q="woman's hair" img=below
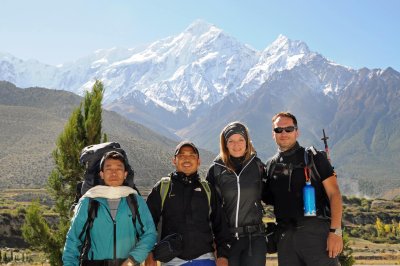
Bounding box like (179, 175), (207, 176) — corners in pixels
(219, 121), (255, 171)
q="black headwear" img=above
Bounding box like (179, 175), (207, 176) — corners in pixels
(223, 122), (248, 142)
(174, 141), (199, 157)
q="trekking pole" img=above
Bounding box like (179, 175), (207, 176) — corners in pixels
(321, 129), (331, 163)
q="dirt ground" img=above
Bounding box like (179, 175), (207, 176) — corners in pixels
(1, 237), (399, 265)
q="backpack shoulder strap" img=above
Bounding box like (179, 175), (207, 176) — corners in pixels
(199, 179), (212, 215)
(79, 198), (99, 261)
(305, 146), (332, 217)
(159, 176), (171, 211)
(126, 194), (143, 240)
(304, 146), (322, 181)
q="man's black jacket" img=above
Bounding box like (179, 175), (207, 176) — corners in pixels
(146, 171), (231, 260)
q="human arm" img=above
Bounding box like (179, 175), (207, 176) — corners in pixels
(216, 257), (229, 266)
(143, 183), (163, 265)
(205, 165), (216, 186)
(262, 157), (277, 206)
(323, 174), (343, 258)
(208, 180), (231, 260)
(144, 252), (157, 266)
(121, 257), (140, 266)
(128, 195), (157, 263)
(62, 199), (89, 266)
(206, 164), (224, 204)
(260, 158), (270, 205)
(146, 182), (163, 228)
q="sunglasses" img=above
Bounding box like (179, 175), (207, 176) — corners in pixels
(273, 126), (297, 133)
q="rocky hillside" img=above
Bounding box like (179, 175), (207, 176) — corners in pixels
(0, 81), (215, 189)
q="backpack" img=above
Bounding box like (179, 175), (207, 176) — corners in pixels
(79, 142), (138, 196)
(73, 142), (143, 261)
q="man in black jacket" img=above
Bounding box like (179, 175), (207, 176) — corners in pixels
(265, 112), (343, 266)
(145, 141), (231, 266)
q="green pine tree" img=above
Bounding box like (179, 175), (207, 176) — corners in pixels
(22, 80), (106, 266)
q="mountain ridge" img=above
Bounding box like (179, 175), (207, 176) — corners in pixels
(1, 20), (399, 198)
(0, 81), (215, 190)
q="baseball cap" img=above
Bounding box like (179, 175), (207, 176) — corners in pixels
(174, 141), (199, 157)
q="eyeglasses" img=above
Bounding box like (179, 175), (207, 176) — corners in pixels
(273, 126), (297, 133)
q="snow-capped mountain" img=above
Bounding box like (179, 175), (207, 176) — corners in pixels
(0, 52), (59, 88)
(239, 34), (318, 96)
(0, 20), (324, 126)
(1, 19), (400, 197)
(98, 20), (260, 114)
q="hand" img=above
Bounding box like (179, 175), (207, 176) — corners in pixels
(144, 252), (158, 266)
(327, 233), (343, 258)
(216, 257), (229, 266)
(121, 258), (139, 266)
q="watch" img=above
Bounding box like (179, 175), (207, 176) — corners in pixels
(329, 228), (343, 237)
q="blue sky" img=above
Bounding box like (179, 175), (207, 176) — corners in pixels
(1, 0), (399, 70)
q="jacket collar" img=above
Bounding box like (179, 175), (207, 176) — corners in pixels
(172, 171), (199, 184)
(278, 141), (301, 158)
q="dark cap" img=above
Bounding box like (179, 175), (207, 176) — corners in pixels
(174, 141), (199, 157)
(223, 122), (248, 142)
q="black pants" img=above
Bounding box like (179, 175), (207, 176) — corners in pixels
(277, 217), (339, 266)
(81, 258), (126, 266)
(228, 235), (266, 266)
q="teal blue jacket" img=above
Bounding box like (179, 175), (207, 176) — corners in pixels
(62, 194), (157, 265)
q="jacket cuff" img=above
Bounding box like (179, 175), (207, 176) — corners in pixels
(128, 255), (140, 265)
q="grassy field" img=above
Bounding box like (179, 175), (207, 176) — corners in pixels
(350, 237), (400, 265)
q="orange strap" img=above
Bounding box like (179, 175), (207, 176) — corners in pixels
(304, 167), (310, 182)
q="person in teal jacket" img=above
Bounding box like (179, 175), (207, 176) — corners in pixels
(63, 151), (157, 266)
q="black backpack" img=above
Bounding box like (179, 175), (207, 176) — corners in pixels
(79, 142), (137, 196)
(70, 142), (140, 214)
(72, 142), (143, 262)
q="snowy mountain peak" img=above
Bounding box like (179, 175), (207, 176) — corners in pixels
(184, 19), (219, 36)
(0, 52), (23, 64)
(238, 35), (316, 95)
(0, 20), (373, 132)
(264, 34), (311, 58)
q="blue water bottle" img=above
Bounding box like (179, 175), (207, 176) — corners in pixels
(303, 181), (316, 216)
